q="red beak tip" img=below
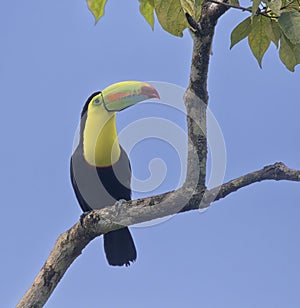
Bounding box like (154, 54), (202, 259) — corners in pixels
(141, 85), (160, 100)
(153, 90), (160, 99)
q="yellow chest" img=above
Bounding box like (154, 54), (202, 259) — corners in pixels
(83, 110), (121, 167)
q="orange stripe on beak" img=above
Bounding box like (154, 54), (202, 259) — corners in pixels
(106, 92), (128, 102)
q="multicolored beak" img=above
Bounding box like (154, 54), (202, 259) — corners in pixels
(101, 81), (160, 112)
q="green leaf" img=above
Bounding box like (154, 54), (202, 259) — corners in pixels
(278, 11), (300, 44)
(180, 0), (203, 20)
(180, 0), (195, 16)
(87, 0), (107, 23)
(195, 0), (202, 20)
(294, 43), (300, 63)
(265, 19), (282, 47)
(154, 0), (188, 36)
(252, 0), (261, 18)
(265, 0), (282, 16)
(279, 34), (298, 71)
(281, 0), (300, 10)
(139, 0), (155, 29)
(248, 15), (271, 67)
(230, 17), (252, 49)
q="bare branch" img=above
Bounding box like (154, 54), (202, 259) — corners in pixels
(202, 162), (300, 206)
(17, 162), (300, 307)
(16, 220), (98, 308)
(184, 0), (230, 192)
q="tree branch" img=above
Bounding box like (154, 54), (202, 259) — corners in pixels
(207, 0), (280, 18)
(183, 0), (230, 192)
(17, 162), (300, 307)
(16, 3), (299, 307)
(202, 162), (300, 206)
(208, 0), (253, 14)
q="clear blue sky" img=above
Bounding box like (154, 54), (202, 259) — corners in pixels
(1, 1), (300, 307)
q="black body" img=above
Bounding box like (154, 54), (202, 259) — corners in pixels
(70, 95), (137, 266)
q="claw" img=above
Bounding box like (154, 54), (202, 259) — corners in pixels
(80, 211), (89, 227)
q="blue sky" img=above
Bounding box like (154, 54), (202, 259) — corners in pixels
(1, 1), (300, 307)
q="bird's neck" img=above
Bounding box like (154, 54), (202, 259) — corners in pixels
(83, 111), (121, 167)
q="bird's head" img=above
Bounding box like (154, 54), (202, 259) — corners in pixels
(83, 81), (160, 117)
(79, 81), (160, 166)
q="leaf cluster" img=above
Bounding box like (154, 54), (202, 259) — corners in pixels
(87, 0), (203, 36)
(87, 0), (300, 71)
(230, 0), (300, 71)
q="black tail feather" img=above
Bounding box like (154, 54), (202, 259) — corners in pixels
(104, 227), (137, 266)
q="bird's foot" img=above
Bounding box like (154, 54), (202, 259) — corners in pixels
(80, 211), (90, 227)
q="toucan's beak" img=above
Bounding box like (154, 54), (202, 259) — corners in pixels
(101, 81), (160, 112)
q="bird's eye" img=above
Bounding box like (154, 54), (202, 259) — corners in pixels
(93, 98), (101, 105)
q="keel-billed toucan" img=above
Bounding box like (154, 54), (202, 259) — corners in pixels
(70, 81), (160, 266)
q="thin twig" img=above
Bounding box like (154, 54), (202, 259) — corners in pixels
(209, 0), (252, 13)
(208, 0), (278, 18)
(281, 0), (299, 10)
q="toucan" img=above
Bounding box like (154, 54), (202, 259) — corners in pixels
(70, 81), (160, 266)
